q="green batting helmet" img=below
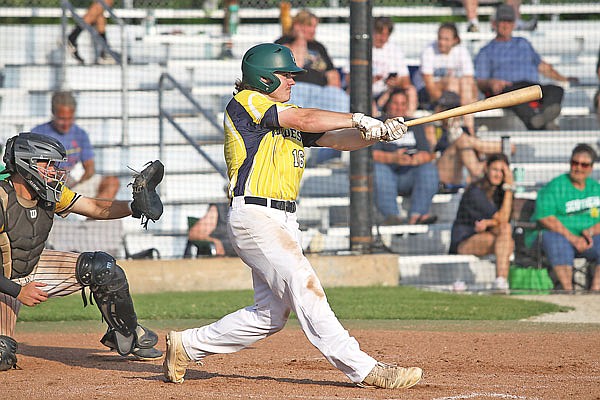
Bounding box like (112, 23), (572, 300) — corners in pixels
(241, 43), (305, 94)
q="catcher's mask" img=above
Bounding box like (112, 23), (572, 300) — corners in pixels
(3, 132), (68, 202)
(241, 43), (305, 94)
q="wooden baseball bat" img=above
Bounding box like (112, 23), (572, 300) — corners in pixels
(404, 85), (543, 127)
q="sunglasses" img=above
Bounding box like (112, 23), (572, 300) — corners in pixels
(570, 160), (592, 169)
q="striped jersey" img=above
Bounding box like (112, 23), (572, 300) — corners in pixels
(224, 90), (323, 201)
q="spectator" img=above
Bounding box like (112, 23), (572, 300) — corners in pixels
(275, 9), (346, 103)
(276, 9), (349, 165)
(449, 153), (515, 291)
(67, 0), (116, 64)
(464, 0), (537, 33)
(186, 203), (235, 257)
(532, 144), (600, 291)
(372, 17), (417, 116)
(474, 4), (577, 130)
(416, 22), (477, 133)
(426, 91), (510, 190)
(32, 91), (119, 200)
(373, 89), (439, 226)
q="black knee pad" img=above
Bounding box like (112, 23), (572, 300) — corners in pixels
(0, 335), (17, 371)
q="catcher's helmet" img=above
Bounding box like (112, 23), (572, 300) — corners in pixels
(3, 132), (68, 202)
(241, 43), (305, 94)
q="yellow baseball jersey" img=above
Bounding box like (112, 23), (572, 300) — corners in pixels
(224, 90), (323, 201)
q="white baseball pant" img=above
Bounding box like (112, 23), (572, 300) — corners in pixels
(0, 250), (82, 336)
(181, 197), (377, 383)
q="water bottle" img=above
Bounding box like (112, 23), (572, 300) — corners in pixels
(513, 167), (525, 193)
(228, 4), (239, 35)
(144, 9), (156, 36)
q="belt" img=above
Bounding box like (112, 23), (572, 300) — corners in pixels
(242, 196), (297, 213)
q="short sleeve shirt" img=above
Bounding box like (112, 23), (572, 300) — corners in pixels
(534, 174), (600, 236)
(474, 37), (541, 83)
(418, 42), (474, 90)
(372, 42), (410, 97)
(450, 184), (503, 253)
(223, 90), (323, 201)
(31, 121), (94, 169)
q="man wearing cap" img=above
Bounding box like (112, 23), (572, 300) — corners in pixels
(474, 4), (577, 130)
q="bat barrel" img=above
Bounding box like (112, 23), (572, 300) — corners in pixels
(404, 85), (543, 127)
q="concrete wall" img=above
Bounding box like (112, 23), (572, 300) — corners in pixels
(118, 254), (399, 294)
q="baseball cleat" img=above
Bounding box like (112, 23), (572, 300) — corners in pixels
(359, 362), (423, 389)
(131, 346), (163, 361)
(163, 331), (191, 383)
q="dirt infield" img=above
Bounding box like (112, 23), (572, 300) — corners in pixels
(3, 319), (600, 400)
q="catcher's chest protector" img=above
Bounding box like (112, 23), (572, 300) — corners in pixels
(0, 181), (54, 279)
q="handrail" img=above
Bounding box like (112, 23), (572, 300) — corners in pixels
(4, 3), (600, 19)
(158, 72), (227, 179)
(60, 0), (129, 145)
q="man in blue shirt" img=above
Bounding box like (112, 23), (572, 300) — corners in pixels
(32, 91), (119, 199)
(373, 89), (439, 225)
(474, 4), (576, 130)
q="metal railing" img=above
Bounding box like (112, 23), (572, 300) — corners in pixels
(60, 0), (129, 145)
(158, 72), (227, 179)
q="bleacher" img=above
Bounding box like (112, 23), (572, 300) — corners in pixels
(0, 5), (598, 289)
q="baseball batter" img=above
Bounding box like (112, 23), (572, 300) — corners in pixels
(163, 43), (423, 389)
(0, 132), (164, 371)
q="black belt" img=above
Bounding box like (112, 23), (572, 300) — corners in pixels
(243, 196), (297, 213)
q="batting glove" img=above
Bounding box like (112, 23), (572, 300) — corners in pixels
(352, 113), (386, 141)
(380, 117), (408, 142)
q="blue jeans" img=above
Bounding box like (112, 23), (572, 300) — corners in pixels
(541, 230), (600, 267)
(374, 161), (439, 218)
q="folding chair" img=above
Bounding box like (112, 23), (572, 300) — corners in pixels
(511, 197), (594, 291)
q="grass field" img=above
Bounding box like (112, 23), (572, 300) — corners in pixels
(18, 286), (570, 322)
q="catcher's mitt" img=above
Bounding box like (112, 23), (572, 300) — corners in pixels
(0, 335), (17, 371)
(129, 160), (164, 229)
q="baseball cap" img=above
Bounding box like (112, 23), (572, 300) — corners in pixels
(495, 4), (516, 22)
(435, 91), (461, 110)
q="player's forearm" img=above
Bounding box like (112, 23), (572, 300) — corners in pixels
(76, 197), (131, 220)
(317, 128), (375, 151)
(0, 275), (20, 298)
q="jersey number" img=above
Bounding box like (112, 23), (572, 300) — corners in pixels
(292, 149), (305, 168)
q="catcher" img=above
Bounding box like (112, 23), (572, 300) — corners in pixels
(0, 132), (164, 371)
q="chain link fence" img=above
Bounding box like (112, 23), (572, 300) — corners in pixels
(0, 1), (598, 290)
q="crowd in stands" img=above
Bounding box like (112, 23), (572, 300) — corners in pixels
(51, 2), (598, 291)
(271, 4), (598, 291)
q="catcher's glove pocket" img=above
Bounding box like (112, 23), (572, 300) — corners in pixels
(129, 160), (165, 229)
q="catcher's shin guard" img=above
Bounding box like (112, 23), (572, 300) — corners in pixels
(76, 251), (139, 356)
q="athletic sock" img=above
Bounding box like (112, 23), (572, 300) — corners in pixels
(68, 26), (82, 44)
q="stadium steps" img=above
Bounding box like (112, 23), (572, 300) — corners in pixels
(398, 254), (497, 291)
